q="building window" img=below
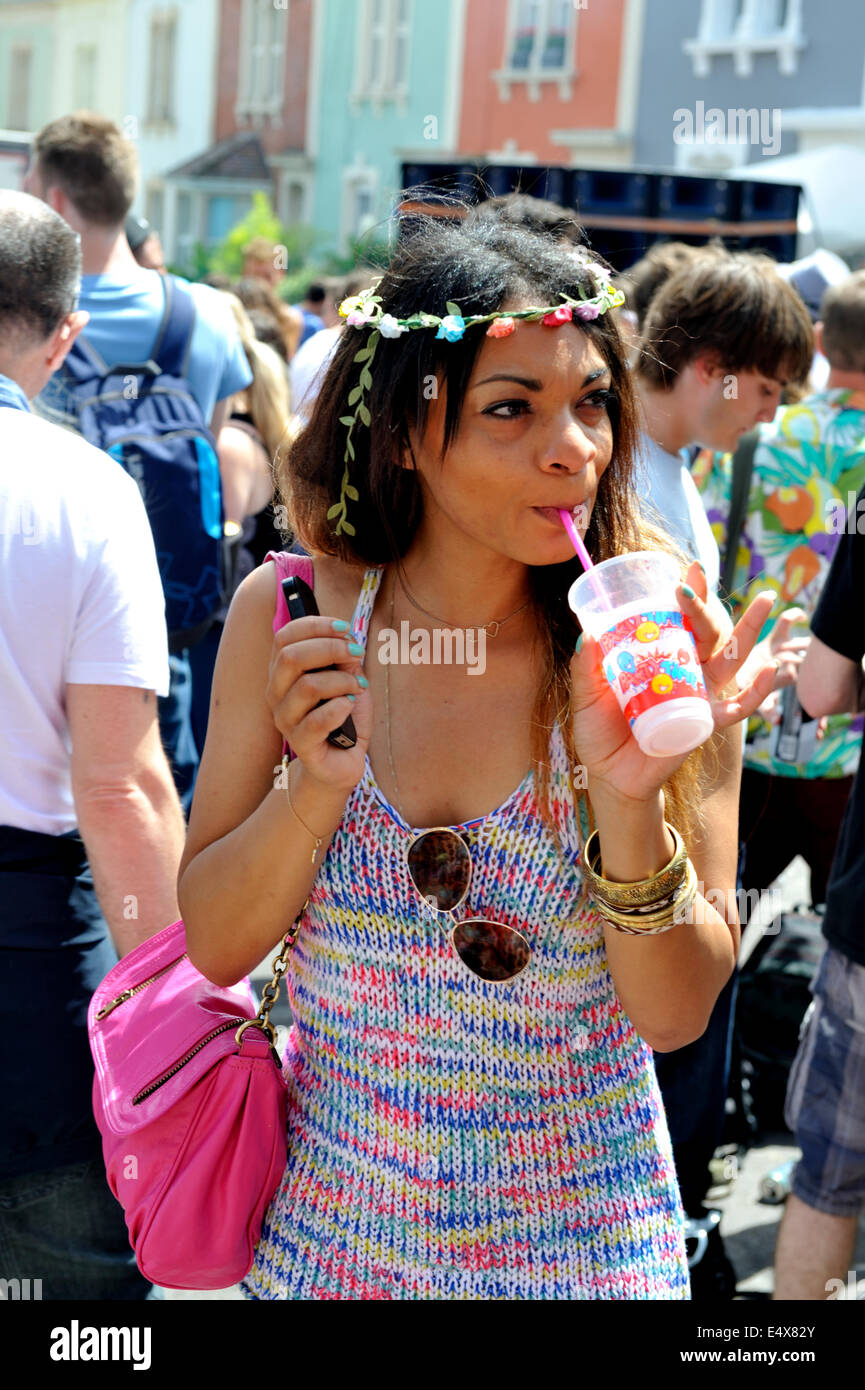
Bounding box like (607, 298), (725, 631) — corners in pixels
(237, 0), (287, 120)
(342, 167), (378, 249)
(285, 180), (306, 224)
(685, 0), (805, 76)
(497, 0), (577, 100)
(147, 13), (177, 125)
(353, 0), (412, 105)
(7, 45), (32, 131)
(73, 44), (98, 109)
(508, 0), (572, 71)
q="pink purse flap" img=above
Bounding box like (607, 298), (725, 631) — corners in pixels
(89, 918), (261, 1135)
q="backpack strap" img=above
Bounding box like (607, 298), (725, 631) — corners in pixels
(152, 275), (196, 379)
(720, 428), (759, 607)
(59, 329), (112, 385)
(59, 275), (195, 387)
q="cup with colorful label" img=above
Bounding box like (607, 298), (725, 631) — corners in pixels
(568, 552), (714, 757)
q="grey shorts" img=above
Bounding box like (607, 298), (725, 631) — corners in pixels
(785, 944), (865, 1217)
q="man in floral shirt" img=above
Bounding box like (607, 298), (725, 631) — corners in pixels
(694, 270), (865, 904)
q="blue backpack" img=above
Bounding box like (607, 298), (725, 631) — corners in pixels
(57, 276), (228, 651)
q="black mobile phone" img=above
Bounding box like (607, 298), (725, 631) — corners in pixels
(281, 575), (357, 750)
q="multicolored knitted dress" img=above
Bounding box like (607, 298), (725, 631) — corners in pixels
(242, 555), (689, 1300)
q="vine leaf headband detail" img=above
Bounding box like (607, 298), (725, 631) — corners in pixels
(330, 266), (626, 537)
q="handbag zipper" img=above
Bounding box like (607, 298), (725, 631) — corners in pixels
(132, 1020), (281, 1105)
(94, 955), (187, 1020)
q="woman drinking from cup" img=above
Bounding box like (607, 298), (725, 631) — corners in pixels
(177, 214), (777, 1300)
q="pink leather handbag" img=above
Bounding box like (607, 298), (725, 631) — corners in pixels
(88, 917), (298, 1290)
(87, 550), (312, 1290)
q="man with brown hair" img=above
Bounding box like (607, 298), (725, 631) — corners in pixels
(619, 240), (705, 334)
(25, 112), (251, 812)
(636, 247), (814, 1295)
(634, 248), (814, 591)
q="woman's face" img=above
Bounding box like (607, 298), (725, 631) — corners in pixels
(407, 316), (616, 565)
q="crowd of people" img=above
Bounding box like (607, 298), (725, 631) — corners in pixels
(1, 110), (863, 1302)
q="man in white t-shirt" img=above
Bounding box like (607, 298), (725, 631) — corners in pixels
(24, 113), (253, 813)
(0, 191), (186, 1299)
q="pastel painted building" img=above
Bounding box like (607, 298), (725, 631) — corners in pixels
(634, 0), (865, 172)
(164, 0), (316, 265)
(456, 0), (647, 167)
(0, 0), (59, 137)
(309, 0), (465, 254)
(127, 0), (221, 262)
(0, 0), (222, 266)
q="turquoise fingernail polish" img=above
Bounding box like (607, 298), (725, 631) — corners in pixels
(348, 641), (364, 656)
(356, 674), (369, 689)
(681, 584), (695, 600)
(332, 619), (350, 632)
(346, 694), (356, 702)
(575, 633), (584, 655)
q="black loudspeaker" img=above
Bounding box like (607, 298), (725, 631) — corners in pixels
(657, 172), (736, 219)
(575, 169), (653, 217)
(740, 179), (800, 221)
(483, 164), (574, 206)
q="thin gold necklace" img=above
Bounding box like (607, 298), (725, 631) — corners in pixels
(396, 565), (530, 639)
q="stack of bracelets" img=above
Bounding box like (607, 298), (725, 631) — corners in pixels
(581, 824), (698, 936)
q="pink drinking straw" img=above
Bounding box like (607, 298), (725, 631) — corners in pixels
(558, 508), (594, 572)
(557, 509), (611, 612)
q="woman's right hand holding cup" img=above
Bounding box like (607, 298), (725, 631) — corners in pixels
(266, 616), (373, 792)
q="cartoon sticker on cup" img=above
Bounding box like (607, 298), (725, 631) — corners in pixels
(569, 553), (714, 757)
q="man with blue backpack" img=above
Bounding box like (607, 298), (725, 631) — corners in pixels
(26, 113), (252, 813)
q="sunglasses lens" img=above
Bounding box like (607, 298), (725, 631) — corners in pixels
(408, 830), (470, 912)
(452, 920), (531, 983)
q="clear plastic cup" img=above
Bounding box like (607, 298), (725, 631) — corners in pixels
(568, 551), (714, 757)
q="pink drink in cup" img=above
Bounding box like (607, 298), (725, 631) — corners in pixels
(568, 552), (714, 757)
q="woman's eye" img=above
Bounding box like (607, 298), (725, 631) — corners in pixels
(484, 400), (530, 419)
(578, 389), (615, 412)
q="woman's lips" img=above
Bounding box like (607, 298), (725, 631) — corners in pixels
(534, 506), (582, 525)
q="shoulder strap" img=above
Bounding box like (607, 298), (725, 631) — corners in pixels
(265, 549), (314, 636)
(58, 275), (195, 388)
(153, 276), (196, 378)
(720, 428), (759, 604)
(59, 330), (111, 385)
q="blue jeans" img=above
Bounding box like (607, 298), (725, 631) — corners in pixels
(157, 650), (199, 816)
(0, 1158), (157, 1300)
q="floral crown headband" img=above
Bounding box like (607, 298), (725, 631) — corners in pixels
(329, 269), (625, 536)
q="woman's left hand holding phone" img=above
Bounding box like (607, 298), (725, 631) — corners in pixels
(267, 614), (373, 794)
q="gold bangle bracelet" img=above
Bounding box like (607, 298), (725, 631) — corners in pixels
(282, 754), (325, 866)
(598, 861), (698, 935)
(582, 823), (688, 910)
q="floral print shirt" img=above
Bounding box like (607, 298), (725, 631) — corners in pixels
(693, 389), (865, 779)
